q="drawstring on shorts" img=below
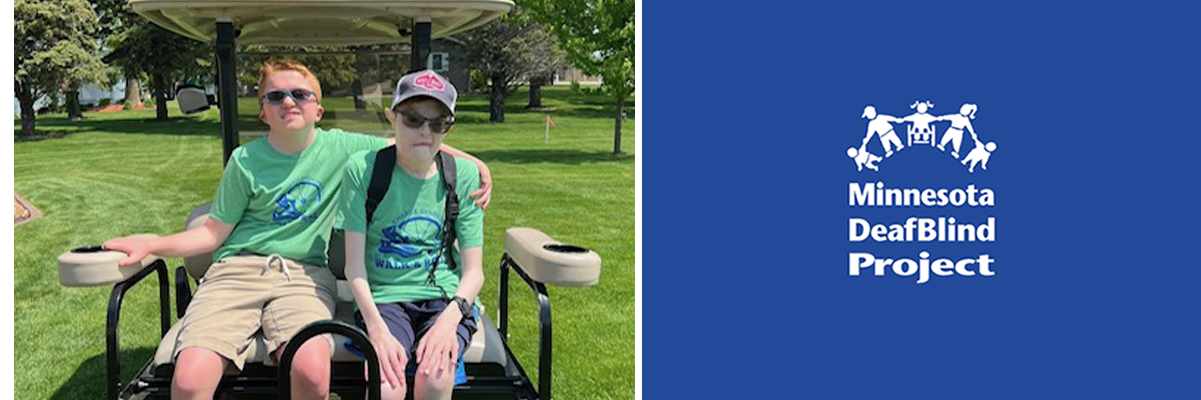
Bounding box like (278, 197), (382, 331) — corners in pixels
(265, 254), (293, 281)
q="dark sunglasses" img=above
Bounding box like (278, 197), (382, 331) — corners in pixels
(396, 109), (454, 134)
(261, 89), (318, 104)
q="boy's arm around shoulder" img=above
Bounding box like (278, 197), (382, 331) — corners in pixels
(103, 218), (235, 267)
(440, 143), (492, 209)
(453, 157), (485, 248)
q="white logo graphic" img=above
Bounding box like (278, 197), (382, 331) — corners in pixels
(849, 101), (997, 173)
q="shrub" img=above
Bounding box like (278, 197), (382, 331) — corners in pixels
(469, 69), (488, 93)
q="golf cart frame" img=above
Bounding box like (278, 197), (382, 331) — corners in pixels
(77, 1), (600, 399)
(102, 244), (557, 400)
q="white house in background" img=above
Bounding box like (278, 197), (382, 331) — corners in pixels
(554, 68), (602, 85)
(14, 80), (142, 113)
(79, 81), (127, 106)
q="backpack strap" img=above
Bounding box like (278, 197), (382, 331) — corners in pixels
(366, 145), (397, 225)
(424, 151), (459, 299)
(437, 151), (459, 271)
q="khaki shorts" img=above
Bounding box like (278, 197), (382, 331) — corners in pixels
(173, 254), (336, 370)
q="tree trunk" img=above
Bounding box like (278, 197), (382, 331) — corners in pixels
(124, 74), (143, 108)
(18, 92), (36, 136)
(527, 75), (544, 108)
(67, 89), (83, 120)
(613, 98), (624, 155)
(489, 79), (506, 123)
(154, 71), (169, 121)
(352, 52), (370, 110)
(352, 79), (366, 110)
(527, 83), (542, 108)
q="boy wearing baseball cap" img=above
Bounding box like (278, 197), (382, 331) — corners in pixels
(103, 62), (491, 400)
(341, 70), (484, 400)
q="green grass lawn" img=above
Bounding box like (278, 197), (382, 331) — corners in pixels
(14, 85), (635, 400)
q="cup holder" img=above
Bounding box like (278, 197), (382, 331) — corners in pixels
(543, 244), (588, 254)
(506, 228), (601, 286)
(71, 246), (106, 253)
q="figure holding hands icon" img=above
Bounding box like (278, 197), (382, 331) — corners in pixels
(860, 105), (905, 157)
(847, 145), (882, 171)
(962, 139), (996, 173)
(900, 100), (939, 146)
(937, 103), (979, 159)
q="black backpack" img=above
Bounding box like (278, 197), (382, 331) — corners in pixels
(364, 145), (458, 299)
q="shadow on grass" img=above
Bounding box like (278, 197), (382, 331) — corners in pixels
(18, 115), (220, 138)
(468, 149), (634, 165)
(454, 103), (636, 121)
(14, 131), (74, 142)
(496, 86), (634, 107)
(47, 346), (156, 400)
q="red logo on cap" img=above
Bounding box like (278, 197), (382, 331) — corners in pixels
(414, 73), (444, 91)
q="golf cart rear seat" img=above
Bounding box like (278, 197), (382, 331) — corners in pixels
(59, 202), (602, 400)
(147, 286), (506, 374)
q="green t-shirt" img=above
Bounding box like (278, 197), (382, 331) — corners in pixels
(340, 149), (484, 303)
(211, 128), (388, 266)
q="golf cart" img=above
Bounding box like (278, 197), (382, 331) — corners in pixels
(55, 1), (602, 399)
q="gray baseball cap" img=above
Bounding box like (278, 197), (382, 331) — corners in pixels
(390, 69), (457, 115)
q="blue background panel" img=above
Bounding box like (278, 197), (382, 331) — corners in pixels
(643, 1), (1200, 398)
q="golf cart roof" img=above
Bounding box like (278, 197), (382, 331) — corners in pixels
(129, 0), (514, 45)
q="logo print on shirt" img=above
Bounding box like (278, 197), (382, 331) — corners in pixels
(272, 181), (322, 225)
(379, 216), (442, 259)
(414, 73), (445, 91)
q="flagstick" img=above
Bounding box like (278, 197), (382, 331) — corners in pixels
(545, 115), (550, 144)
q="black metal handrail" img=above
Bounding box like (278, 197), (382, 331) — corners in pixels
(498, 253), (553, 400)
(174, 266), (191, 319)
(106, 259), (171, 400)
(278, 320), (382, 400)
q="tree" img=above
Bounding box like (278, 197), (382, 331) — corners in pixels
(16, 0), (109, 135)
(525, 36), (567, 108)
(237, 46), (365, 91)
(105, 19), (210, 121)
(95, 0), (210, 121)
(522, 21), (567, 109)
(93, 0), (144, 108)
(524, 0), (635, 154)
(461, 9), (563, 123)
